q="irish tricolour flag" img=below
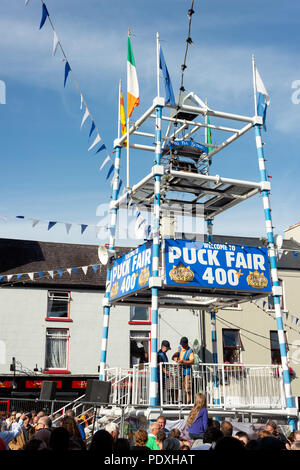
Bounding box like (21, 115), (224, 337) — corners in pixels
(127, 35), (139, 118)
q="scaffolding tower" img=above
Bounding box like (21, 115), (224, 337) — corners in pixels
(99, 40), (296, 429)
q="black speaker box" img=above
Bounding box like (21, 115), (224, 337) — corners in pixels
(39, 381), (57, 401)
(85, 379), (111, 403)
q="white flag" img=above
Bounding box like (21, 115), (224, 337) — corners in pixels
(80, 93), (84, 110)
(80, 106), (90, 128)
(67, 268), (72, 276)
(99, 155), (111, 171)
(25, 0), (30, 5)
(0, 216), (7, 222)
(7, 275), (13, 282)
(28, 273), (34, 281)
(88, 133), (101, 151)
(52, 31), (59, 56)
(48, 271), (54, 278)
(81, 266), (88, 275)
(65, 223), (72, 234)
(255, 67), (270, 105)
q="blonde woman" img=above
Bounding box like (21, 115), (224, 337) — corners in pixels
(186, 393), (208, 440)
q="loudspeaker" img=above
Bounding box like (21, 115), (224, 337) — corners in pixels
(85, 379), (111, 404)
(39, 381), (57, 401)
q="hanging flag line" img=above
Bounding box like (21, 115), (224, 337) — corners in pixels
(252, 299), (300, 334)
(0, 262), (103, 287)
(0, 214), (109, 236)
(25, 0), (114, 177)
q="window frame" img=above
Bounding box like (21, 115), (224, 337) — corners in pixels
(128, 306), (151, 325)
(270, 329), (289, 365)
(129, 330), (151, 367)
(45, 290), (72, 322)
(43, 327), (70, 374)
(222, 328), (242, 363)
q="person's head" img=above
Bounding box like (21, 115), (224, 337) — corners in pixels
(65, 409), (75, 418)
(203, 427), (223, 444)
(163, 437), (181, 451)
(33, 411), (45, 426)
(169, 428), (181, 439)
(220, 420), (233, 437)
(149, 422), (160, 436)
(24, 438), (48, 451)
(156, 430), (166, 444)
(257, 436), (283, 451)
(180, 337), (189, 349)
(214, 436), (246, 452)
(36, 415), (51, 430)
(60, 416), (81, 439)
(134, 428), (148, 447)
(89, 429), (114, 452)
(9, 411), (17, 421)
(186, 393), (207, 427)
(22, 413), (32, 428)
(114, 438), (130, 452)
(294, 430), (300, 442)
(258, 430), (272, 439)
(265, 420), (277, 435)
(208, 419), (221, 430)
(157, 415), (166, 431)
(50, 427), (70, 452)
(179, 438), (191, 449)
(161, 340), (171, 353)
(34, 429), (51, 449)
(105, 422), (119, 441)
(234, 431), (249, 447)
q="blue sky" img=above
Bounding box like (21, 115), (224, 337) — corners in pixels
(1, 0), (300, 246)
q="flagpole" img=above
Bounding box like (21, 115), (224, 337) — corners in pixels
(156, 32), (160, 98)
(127, 29), (131, 189)
(252, 54), (258, 117)
(118, 79), (121, 140)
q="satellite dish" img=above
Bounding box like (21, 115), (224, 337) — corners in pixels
(275, 235), (283, 250)
(98, 246), (109, 265)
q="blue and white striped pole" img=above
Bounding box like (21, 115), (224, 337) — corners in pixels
(149, 101), (163, 407)
(99, 145), (122, 381)
(207, 218), (220, 406)
(254, 124), (295, 430)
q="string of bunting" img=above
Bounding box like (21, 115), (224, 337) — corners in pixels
(0, 262), (103, 287)
(0, 214), (109, 236)
(252, 299), (300, 334)
(24, 0), (118, 180)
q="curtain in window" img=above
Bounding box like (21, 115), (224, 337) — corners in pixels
(46, 329), (67, 369)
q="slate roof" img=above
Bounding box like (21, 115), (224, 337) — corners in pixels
(0, 234), (299, 289)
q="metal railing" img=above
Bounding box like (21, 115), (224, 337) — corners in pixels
(102, 363), (286, 410)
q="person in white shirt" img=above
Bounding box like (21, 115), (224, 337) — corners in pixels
(0, 413), (27, 449)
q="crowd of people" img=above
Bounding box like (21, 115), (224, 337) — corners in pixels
(0, 393), (299, 452)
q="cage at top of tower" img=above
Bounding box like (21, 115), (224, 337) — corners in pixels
(161, 91), (210, 175)
(162, 139), (209, 175)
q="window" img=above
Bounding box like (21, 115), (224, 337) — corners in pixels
(45, 328), (69, 371)
(129, 331), (150, 367)
(270, 330), (288, 365)
(129, 306), (150, 324)
(46, 291), (71, 321)
(268, 280), (285, 311)
(222, 329), (242, 363)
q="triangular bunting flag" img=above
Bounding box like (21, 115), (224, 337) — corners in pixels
(296, 318), (299, 325)
(48, 271), (54, 278)
(25, 0), (30, 5)
(106, 164), (114, 180)
(67, 268), (72, 276)
(28, 273), (34, 281)
(16, 274), (22, 281)
(16, 215), (25, 219)
(278, 250), (283, 260)
(262, 300), (266, 309)
(57, 269), (63, 278)
(88, 133), (101, 151)
(293, 251), (299, 260)
(7, 275), (13, 282)
(80, 106), (90, 128)
(82, 266), (88, 275)
(92, 265), (99, 274)
(52, 31), (59, 56)
(80, 93), (84, 110)
(0, 276), (4, 282)
(32, 219), (39, 227)
(72, 267), (78, 274)
(39, 3), (49, 30)
(80, 224), (88, 234)
(48, 221), (57, 231)
(286, 312), (289, 321)
(99, 156), (110, 171)
(95, 144), (106, 154)
(0, 216), (8, 222)
(64, 61), (71, 88)
(38, 272), (43, 279)
(89, 122), (95, 138)
(65, 223), (72, 234)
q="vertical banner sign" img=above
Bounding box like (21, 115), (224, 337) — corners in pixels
(109, 241), (152, 301)
(164, 239), (271, 293)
